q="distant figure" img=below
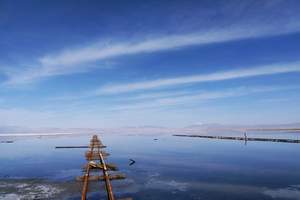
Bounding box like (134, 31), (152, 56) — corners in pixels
(154, 138), (158, 141)
(244, 132), (248, 146)
(129, 159), (136, 166)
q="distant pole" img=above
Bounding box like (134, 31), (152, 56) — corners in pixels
(244, 131), (247, 145)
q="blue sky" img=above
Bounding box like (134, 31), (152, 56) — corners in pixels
(0, 0), (300, 128)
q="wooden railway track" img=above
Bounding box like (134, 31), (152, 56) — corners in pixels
(76, 135), (131, 200)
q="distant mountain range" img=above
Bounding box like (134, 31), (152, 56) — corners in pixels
(185, 123), (300, 130)
(1, 123), (300, 136)
(0, 126), (98, 134)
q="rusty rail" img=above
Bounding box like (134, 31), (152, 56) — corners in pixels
(78, 135), (131, 200)
(55, 146), (89, 149)
(98, 147), (115, 200)
(81, 136), (96, 200)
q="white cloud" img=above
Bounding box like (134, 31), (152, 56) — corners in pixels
(145, 177), (300, 199)
(38, 27), (281, 67)
(111, 85), (297, 111)
(264, 185), (300, 200)
(125, 90), (193, 101)
(97, 62), (300, 94)
(145, 179), (188, 192)
(4, 22), (300, 85)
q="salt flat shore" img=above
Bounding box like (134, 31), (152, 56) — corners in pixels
(0, 133), (76, 137)
(0, 179), (79, 200)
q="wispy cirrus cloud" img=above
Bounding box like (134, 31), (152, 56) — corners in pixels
(110, 85), (298, 111)
(46, 61), (300, 101)
(4, 22), (300, 85)
(38, 24), (300, 68)
(96, 61), (300, 94)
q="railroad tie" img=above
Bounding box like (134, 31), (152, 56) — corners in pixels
(78, 135), (131, 200)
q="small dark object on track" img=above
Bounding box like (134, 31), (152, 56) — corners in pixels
(129, 159), (136, 166)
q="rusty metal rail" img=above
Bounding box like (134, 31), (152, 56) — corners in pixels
(77, 135), (131, 200)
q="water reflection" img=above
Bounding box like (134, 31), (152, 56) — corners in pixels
(0, 133), (300, 199)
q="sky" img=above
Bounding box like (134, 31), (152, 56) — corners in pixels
(0, 0), (300, 128)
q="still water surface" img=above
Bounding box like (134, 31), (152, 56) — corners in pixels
(0, 133), (300, 199)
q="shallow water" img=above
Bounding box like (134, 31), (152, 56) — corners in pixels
(1, 133), (300, 199)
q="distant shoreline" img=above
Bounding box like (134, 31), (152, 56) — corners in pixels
(0, 132), (82, 137)
(1, 127), (300, 138)
(247, 128), (300, 131)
